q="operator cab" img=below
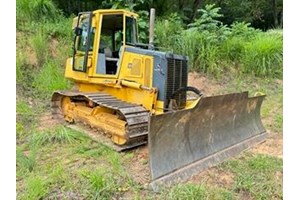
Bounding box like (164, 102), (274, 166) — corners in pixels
(72, 10), (138, 76)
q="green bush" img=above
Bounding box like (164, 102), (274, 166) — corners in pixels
(154, 4), (282, 78)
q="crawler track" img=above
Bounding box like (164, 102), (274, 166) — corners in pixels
(51, 91), (149, 150)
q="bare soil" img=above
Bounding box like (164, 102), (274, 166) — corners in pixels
(188, 71), (222, 96)
(188, 167), (235, 188)
(250, 131), (283, 158)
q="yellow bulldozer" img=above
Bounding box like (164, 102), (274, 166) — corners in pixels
(51, 9), (267, 189)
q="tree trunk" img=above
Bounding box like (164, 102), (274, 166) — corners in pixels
(272, 0), (278, 27)
(191, 0), (202, 23)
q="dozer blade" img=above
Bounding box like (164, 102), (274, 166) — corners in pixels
(148, 92), (267, 190)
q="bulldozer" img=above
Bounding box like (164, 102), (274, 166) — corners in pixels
(51, 9), (267, 189)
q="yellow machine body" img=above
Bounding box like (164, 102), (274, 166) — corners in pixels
(51, 9), (267, 186)
(52, 9), (199, 148)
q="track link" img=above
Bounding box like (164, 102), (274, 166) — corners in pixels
(51, 91), (149, 150)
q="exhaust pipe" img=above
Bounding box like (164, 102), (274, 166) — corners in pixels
(149, 8), (155, 50)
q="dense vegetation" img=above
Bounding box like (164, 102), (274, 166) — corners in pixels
(16, 0), (283, 199)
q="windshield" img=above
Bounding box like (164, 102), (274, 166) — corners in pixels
(126, 17), (138, 44)
(72, 12), (93, 72)
(77, 16), (94, 52)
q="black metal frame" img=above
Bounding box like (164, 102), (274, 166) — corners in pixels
(72, 11), (93, 72)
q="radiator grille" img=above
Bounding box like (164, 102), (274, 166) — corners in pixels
(165, 57), (188, 109)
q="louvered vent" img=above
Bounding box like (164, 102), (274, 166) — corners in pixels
(165, 57), (188, 109)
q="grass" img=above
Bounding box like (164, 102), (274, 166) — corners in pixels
(30, 126), (90, 146)
(17, 0), (59, 24)
(154, 7), (283, 78)
(16, 1), (282, 199)
(20, 175), (49, 200)
(164, 184), (235, 200)
(241, 33), (283, 78)
(221, 153), (283, 199)
(16, 147), (37, 173)
(32, 60), (71, 99)
(16, 99), (34, 117)
(82, 169), (118, 200)
(216, 74), (283, 134)
(31, 30), (48, 67)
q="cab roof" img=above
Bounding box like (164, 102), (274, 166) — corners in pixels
(92, 9), (138, 18)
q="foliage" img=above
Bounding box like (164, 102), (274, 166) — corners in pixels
(17, 0), (60, 23)
(16, 1), (282, 199)
(154, 4), (282, 78)
(154, 13), (184, 51)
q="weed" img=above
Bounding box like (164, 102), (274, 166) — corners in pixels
(16, 147), (37, 173)
(165, 184), (235, 200)
(32, 60), (71, 99)
(30, 126), (89, 146)
(75, 143), (124, 175)
(31, 30), (49, 67)
(274, 114), (283, 132)
(16, 99), (34, 116)
(17, 0), (59, 24)
(16, 99), (37, 132)
(21, 175), (49, 200)
(221, 153), (283, 199)
(16, 122), (25, 139)
(42, 16), (73, 39)
(81, 169), (118, 200)
(16, 51), (27, 84)
(75, 143), (109, 157)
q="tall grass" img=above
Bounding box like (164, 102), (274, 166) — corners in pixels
(30, 126), (89, 146)
(17, 0), (59, 24)
(154, 5), (283, 78)
(241, 33), (283, 77)
(31, 30), (49, 67)
(32, 60), (71, 99)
